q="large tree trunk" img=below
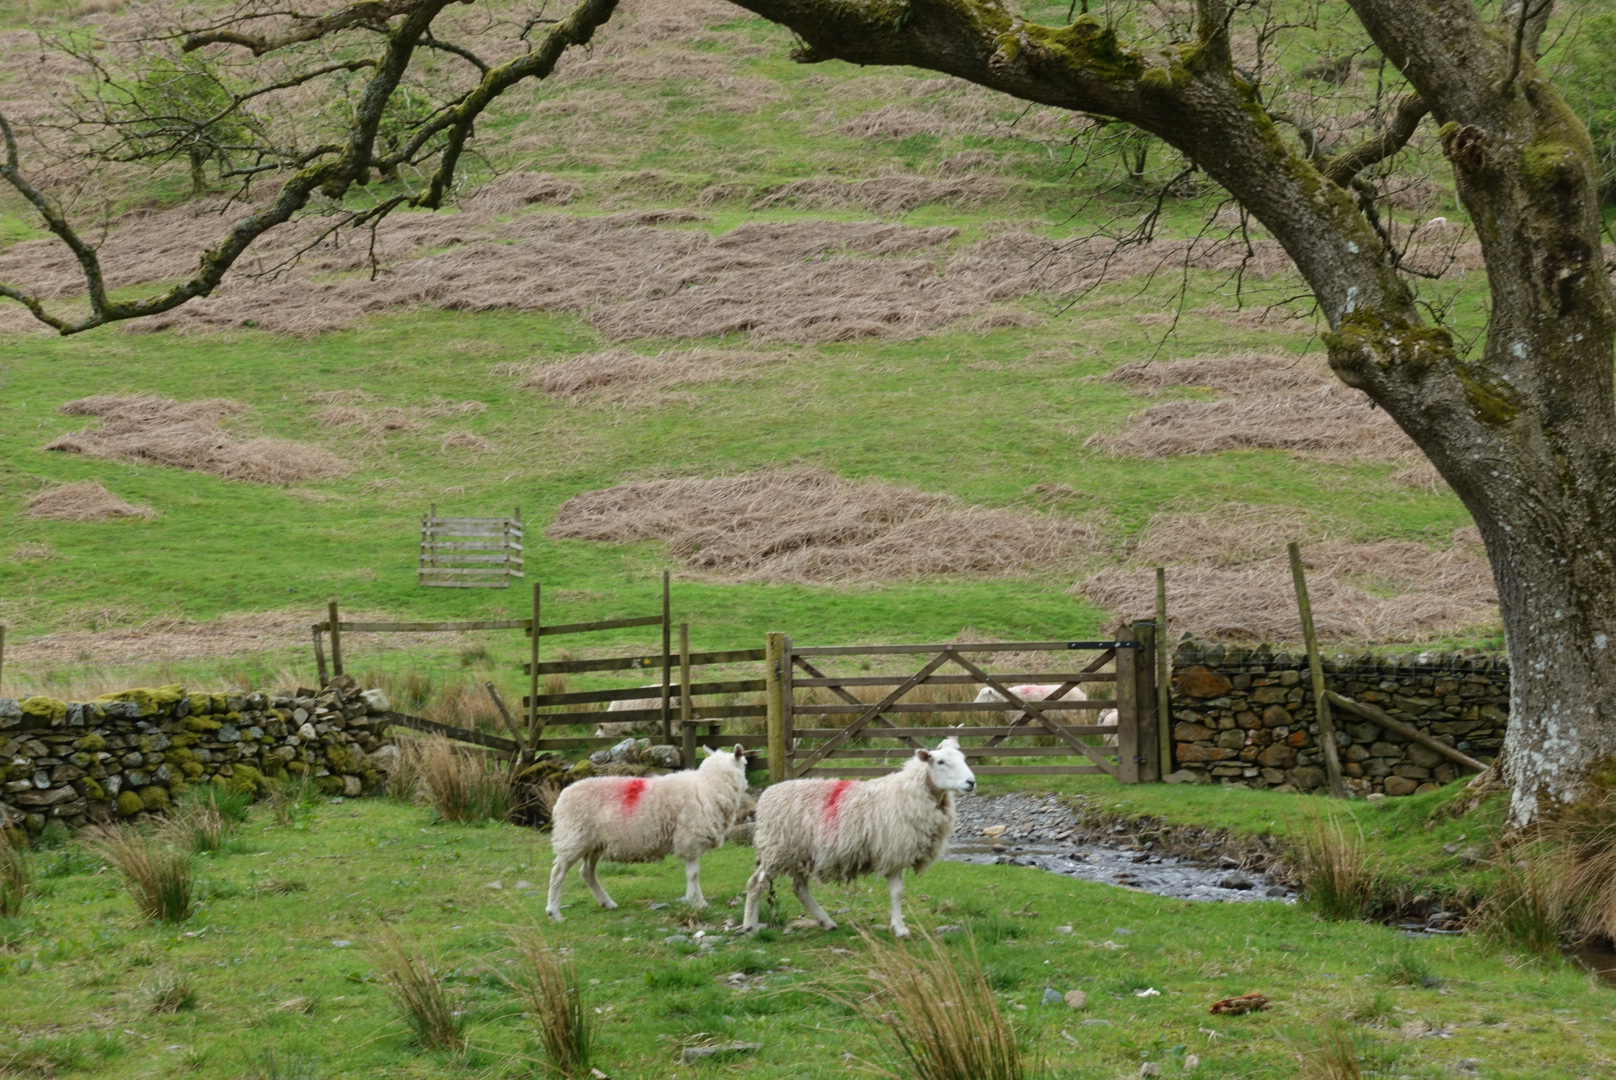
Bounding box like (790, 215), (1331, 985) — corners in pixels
(724, 0), (1616, 821)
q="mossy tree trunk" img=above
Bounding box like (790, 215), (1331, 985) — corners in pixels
(724, 0), (1616, 823)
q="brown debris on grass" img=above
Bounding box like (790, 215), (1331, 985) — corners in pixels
(440, 430), (492, 452)
(1078, 507), (1494, 642)
(547, 467), (1103, 582)
(25, 481), (155, 522)
(47, 396), (350, 484)
(1089, 352), (1423, 464)
(750, 176), (1015, 215)
(460, 172), (583, 213)
(313, 398), (483, 434)
(520, 348), (786, 406)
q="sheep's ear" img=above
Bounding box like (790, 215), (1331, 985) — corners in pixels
(733, 744), (745, 760)
(916, 749), (933, 763)
(939, 736), (960, 751)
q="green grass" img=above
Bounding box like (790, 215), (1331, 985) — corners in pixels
(2, 795), (1610, 1078)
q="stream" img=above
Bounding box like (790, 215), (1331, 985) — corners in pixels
(946, 793), (1296, 904)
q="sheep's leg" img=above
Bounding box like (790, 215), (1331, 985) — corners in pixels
(885, 871), (909, 938)
(546, 853), (576, 921)
(792, 874), (836, 930)
(742, 864), (771, 931)
(580, 854), (617, 910)
(681, 858), (706, 908)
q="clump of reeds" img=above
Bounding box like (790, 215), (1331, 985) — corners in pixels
(1472, 851), (1571, 957)
(384, 740), (426, 802)
(93, 827), (195, 923)
(143, 972), (197, 1013)
(508, 931), (594, 1078)
(371, 925), (465, 1054)
(1294, 808), (1376, 921)
(1290, 1024), (1364, 1080)
(0, 832), (34, 918)
(836, 927), (1024, 1080)
(417, 738), (511, 824)
(166, 801), (227, 854)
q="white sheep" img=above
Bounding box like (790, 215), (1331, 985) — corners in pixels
(974, 684), (1117, 742)
(741, 737), (975, 939)
(546, 745), (749, 920)
(594, 685), (679, 739)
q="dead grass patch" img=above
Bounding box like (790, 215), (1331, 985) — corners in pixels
(1089, 352), (1422, 464)
(461, 172), (583, 213)
(520, 348), (787, 406)
(25, 481), (155, 522)
(47, 396), (350, 484)
(547, 467), (1104, 582)
(751, 176), (1015, 215)
(1077, 508), (1494, 642)
(440, 430), (491, 452)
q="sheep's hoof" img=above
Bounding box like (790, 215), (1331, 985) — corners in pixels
(819, 919), (838, 931)
(891, 926), (910, 939)
(600, 900), (618, 910)
(547, 912), (564, 922)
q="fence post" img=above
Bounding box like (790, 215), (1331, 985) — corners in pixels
(661, 571), (673, 746)
(327, 599), (344, 678)
(1114, 625), (1140, 784)
(765, 632), (787, 783)
(680, 622), (695, 770)
(1289, 542), (1349, 798)
(528, 582), (541, 749)
(1155, 568), (1173, 777)
(0, 623), (6, 696)
(1132, 620), (1160, 783)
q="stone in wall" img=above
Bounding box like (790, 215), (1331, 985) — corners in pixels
(1166, 640), (1508, 797)
(0, 676), (395, 834)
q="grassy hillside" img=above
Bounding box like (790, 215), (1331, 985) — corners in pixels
(0, 0), (1498, 693)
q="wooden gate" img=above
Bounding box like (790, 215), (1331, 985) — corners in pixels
(773, 623), (1161, 782)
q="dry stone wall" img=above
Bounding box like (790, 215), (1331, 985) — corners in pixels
(1167, 640), (1508, 797)
(0, 677), (393, 834)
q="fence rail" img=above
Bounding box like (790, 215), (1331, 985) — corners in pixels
(418, 505), (524, 588)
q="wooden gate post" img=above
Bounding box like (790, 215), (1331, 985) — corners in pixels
(327, 599), (344, 678)
(1114, 625), (1140, 784)
(1288, 542), (1349, 799)
(1155, 569), (1173, 777)
(679, 623), (695, 770)
(661, 571), (673, 746)
(1133, 620), (1161, 783)
(765, 632), (787, 782)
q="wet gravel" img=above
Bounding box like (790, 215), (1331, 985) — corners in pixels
(948, 793), (1296, 904)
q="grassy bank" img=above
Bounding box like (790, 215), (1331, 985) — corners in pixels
(2, 792), (1611, 1079)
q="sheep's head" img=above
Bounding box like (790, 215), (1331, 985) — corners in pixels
(916, 736), (975, 795)
(698, 743), (749, 781)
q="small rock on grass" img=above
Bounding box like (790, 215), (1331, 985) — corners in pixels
(680, 1043), (761, 1064)
(1064, 990), (1088, 1010)
(1042, 988), (1062, 1005)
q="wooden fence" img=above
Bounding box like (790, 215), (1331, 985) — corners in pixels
(764, 623), (1161, 782)
(417, 506), (524, 588)
(312, 582), (1166, 783)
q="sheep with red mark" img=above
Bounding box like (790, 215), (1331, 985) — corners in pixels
(740, 737), (975, 939)
(594, 684), (682, 739)
(546, 745), (749, 920)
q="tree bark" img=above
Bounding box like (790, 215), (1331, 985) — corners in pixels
(724, 0), (1616, 821)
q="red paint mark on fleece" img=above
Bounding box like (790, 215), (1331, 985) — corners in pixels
(822, 780), (854, 828)
(620, 778), (648, 815)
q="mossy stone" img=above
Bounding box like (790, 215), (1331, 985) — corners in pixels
(325, 745), (352, 772)
(210, 694), (229, 714)
(317, 775), (345, 795)
(139, 785), (171, 811)
(81, 777), (107, 800)
(186, 693), (213, 716)
(21, 697), (69, 724)
(286, 760), (309, 775)
(116, 791), (144, 817)
(75, 732), (107, 752)
(171, 732), (202, 747)
(181, 717), (222, 734)
(96, 685), (186, 718)
(221, 764), (266, 797)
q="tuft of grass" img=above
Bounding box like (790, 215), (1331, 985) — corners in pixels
(837, 927), (1024, 1080)
(1473, 853), (1570, 957)
(1375, 945), (1442, 988)
(166, 801), (228, 854)
(509, 931), (595, 1079)
(0, 833), (34, 918)
(1291, 1024), (1363, 1080)
(645, 963), (711, 990)
(247, 1048), (321, 1080)
(0, 1032), (125, 1075)
(371, 924), (465, 1054)
(143, 972), (198, 1013)
(385, 740), (425, 803)
(180, 784), (254, 823)
(266, 774), (322, 825)
(417, 738), (510, 824)
(92, 827), (195, 923)
(1294, 807), (1377, 921)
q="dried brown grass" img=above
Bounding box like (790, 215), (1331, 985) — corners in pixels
(440, 430), (492, 452)
(508, 931), (595, 1079)
(548, 466), (1103, 582)
(371, 923), (465, 1053)
(521, 348), (786, 406)
(47, 396), (350, 484)
(25, 480), (154, 522)
(1077, 508), (1495, 642)
(1091, 352), (1422, 464)
(750, 176), (1015, 215)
